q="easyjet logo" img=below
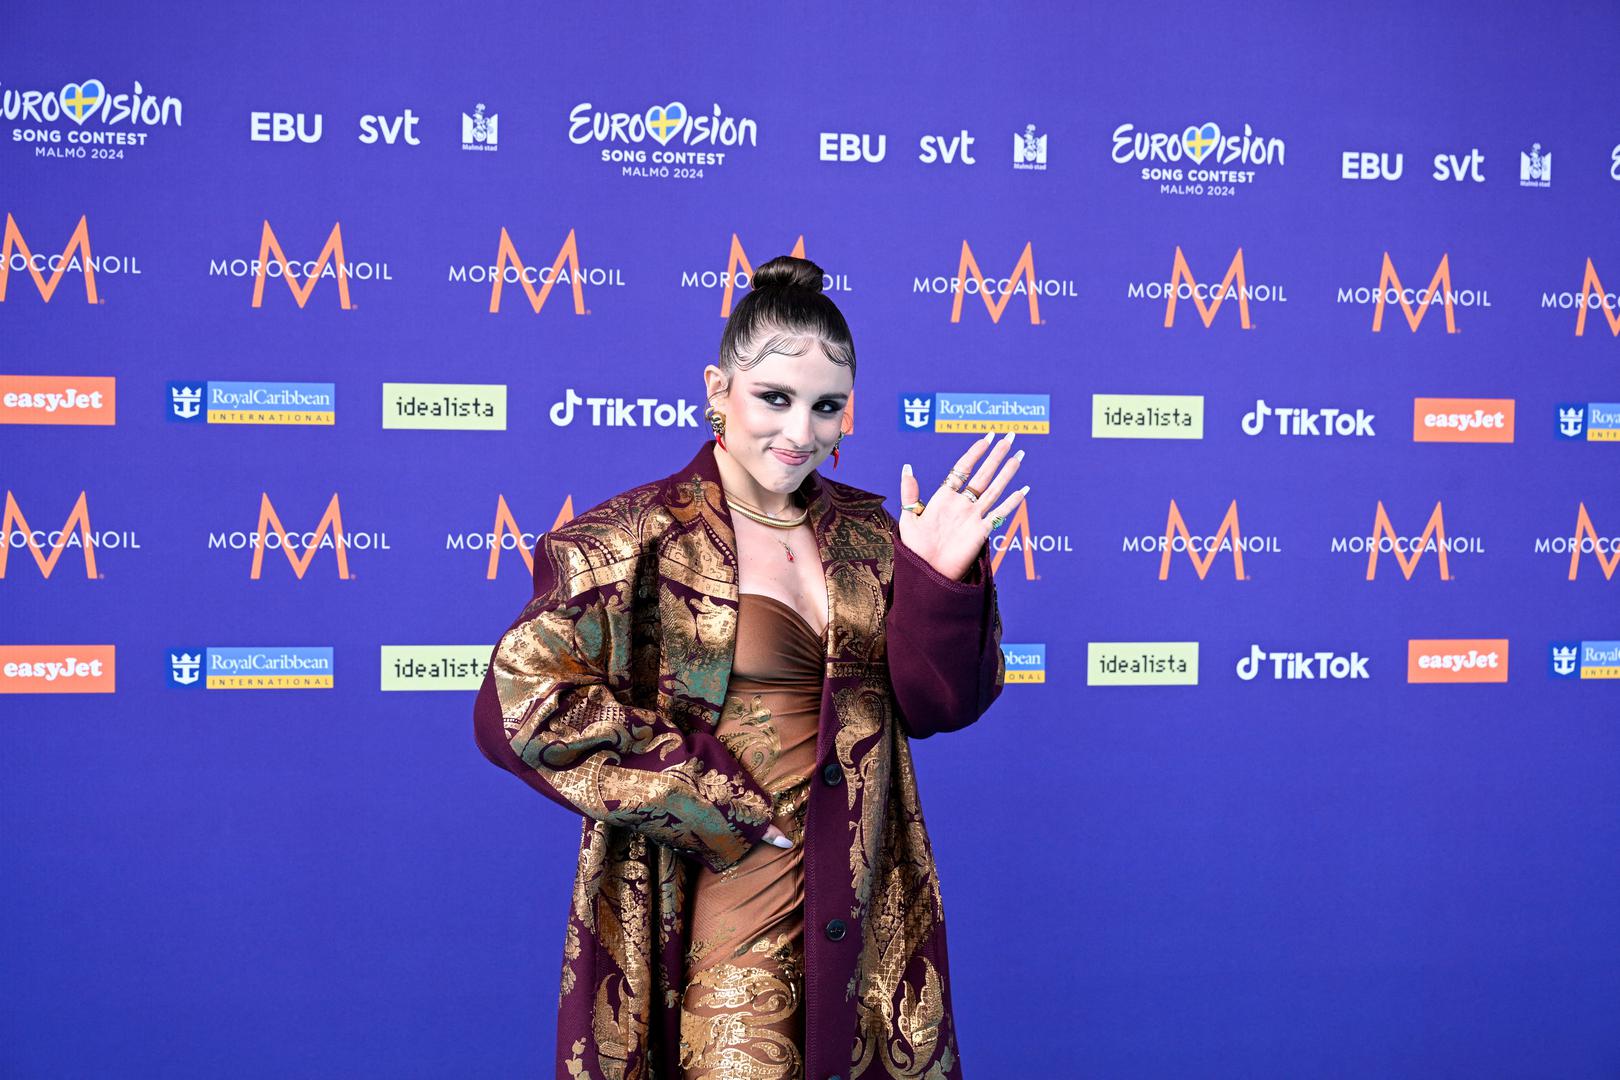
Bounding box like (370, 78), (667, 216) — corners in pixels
(482, 494), (576, 579)
(1575, 259), (1620, 337)
(488, 228), (588, 314)
(1160, 500), (1245, 580)
(720, 233), (804, 317)
(252, 221), (351, 309)
(0, 376), (116, 425)
(1373, 252), (1457, 332)
(1411, 398), (1515, 443)
(1, 491), (98, 578)
(1407, 639), (1508, 683)
(1366, 501), (1450, 579)
(0, 214), (98, 303)
(0, 646), (116, 693)
(1164, 246), (1251, 328)
(1566, 503), (1619, 580)
(952, 240), (1041, 324)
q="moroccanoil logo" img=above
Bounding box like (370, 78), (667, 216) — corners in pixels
(1143, 247), (1286, 328)
(206, 222), (393, 309)
(1407, 639), (1508, 684)
(0, 646), (115, 693)
(1540, 258), (1620, 337)
(912, 241), (1076, 324)
(1, 492), (140, 578)
(1532, 503), (1620, 580)
(1340, 501), (1481, 580)
(0, 375), (115, 425)
(679, 234), (852, 317)
(444, 495), (576, 578)
(1, 214), (140, 303)
(1336, 253), (1489, 332)
(484, 228), (607, 314)
(1129, 500), (1255, 580)
(988, 500), (1071, 581)
(204, 494), (390, 579)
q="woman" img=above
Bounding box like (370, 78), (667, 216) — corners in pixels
(473, 256), (1029, 1080)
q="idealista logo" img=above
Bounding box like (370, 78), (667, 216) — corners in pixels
(1122, 500), (1278, 581)
(0, 646), (115, 693)
(1542, 259), (1620, 338)
(1000, 643), (1046, 683)
(913, 241), (1076, 324)
(1092, 394), (1204, 440)
(462, 103), (497, 152)
(208, 494), (389, 580)
(1236, 645), (1369, 682)
(1330, 501), (1483, 581)
(167, 381), (334, 425)
(1, 214), (140, 303)
(1411, 398), (1514, 443)
(449, 227), (623, 314)
(988, 500), (1071, 581)
(1407, 639), (1508, 684)
(383, 383), (505, 431)
(568, 99), (757, 179)
(208, 221), (392, 309)
(448, 494), (576, 579)
(1110, 120), (1285, 197)
(683, 234), (852, 318)
(548, 388), (697, 429)
(381, 646), (492, 691)
(898, 391), (1050, 434)
(1129, 247), (1287, 329)
(2, 78), (182, 159)
(1532, 503), (1618, 581)
(168, 647), (333, 689)
(1556, 402), (1620, 441)
(1549, 640), (1620, 680)
(1337, 252), (1488, 332)
(0, 376), (115, 425)
(1, 492), (138, 578)
(1243, 399), (1374, 438)
(1087, 642), (1199, 686)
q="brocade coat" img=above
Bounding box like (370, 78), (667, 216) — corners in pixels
(473, 442), (1005, 1079)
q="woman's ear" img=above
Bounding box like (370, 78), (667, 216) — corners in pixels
(702, 364), (729, 405)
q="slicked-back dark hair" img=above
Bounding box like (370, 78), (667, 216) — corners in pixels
(716, 255), (856, 380)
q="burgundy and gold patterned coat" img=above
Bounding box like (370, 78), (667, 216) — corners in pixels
(473, 442), (1005, 1079)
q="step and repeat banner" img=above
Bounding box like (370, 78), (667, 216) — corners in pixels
(4, 3), (1617, 1077)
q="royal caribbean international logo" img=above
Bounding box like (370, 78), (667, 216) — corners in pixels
(1557, 402), (1620, 441)
(1549, 640), (1620, 679)
(167, 381), (335, 425)
(568, 99), (757, 180)
(1110, 120), (1285, 197)
(898, 391), (1049, 434)
(2, 77), (183, 160)
(168, 647), (334, 689)
(461, 102), (498, 152)
(1001, 643), (1046, 683)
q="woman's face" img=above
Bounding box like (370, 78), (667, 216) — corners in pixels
(705, 340), (853, 495)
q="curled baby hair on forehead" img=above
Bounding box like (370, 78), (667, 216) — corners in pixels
(716, 254), (857, 378)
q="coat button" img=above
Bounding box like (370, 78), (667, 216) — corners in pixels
(827, 1075), (843, 1080)
(825, 918), (846, 941)
(821, 761), (844, 786)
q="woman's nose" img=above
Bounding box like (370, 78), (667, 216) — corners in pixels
(783, 408), (815, 447)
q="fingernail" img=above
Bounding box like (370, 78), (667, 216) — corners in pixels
(1020, 485), (1031, 494)
(771, 836), (793, 849)
(1014, 449), (1025, 461)
(902, 463), (913, 477)
(1005, 432), (1017, 445)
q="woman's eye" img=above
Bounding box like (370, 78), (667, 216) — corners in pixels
(761, 393), (788, 406)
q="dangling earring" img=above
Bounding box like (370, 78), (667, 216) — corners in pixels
(705, 405), (727, 451)
(831, 431), (843, 469)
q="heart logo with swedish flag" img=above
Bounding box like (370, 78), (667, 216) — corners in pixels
(1182, 122), (1221, 164)
(60, 79), (106, 124)
(644, 102), (688, 145)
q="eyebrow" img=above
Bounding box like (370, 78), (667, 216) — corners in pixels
(755, 381), (849, 402)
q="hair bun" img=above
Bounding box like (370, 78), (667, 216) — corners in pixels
(751, 255), (825, 294)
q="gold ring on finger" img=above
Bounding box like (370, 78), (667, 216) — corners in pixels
(963, 483), (985, 499)
(941, 469), (970, 491)
(902, 501), (925, 516)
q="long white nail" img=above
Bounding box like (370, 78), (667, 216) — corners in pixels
(770, 835), (793, 849)
(1005, 432), (1017, 445)
(1014, 449), (1025, 461)
(902, 463), (913, 477)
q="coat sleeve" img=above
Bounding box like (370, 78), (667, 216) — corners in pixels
(883, 526), (1007, 740)
(472, 529), (775, 874)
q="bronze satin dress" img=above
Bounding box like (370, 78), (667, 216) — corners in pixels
(679, 592), (825, 1079)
